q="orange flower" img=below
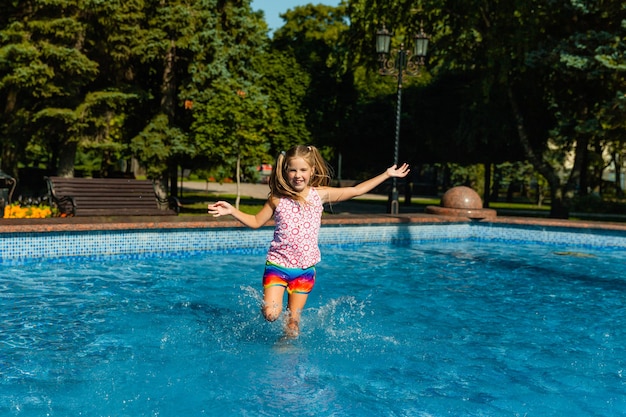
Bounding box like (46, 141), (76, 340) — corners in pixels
(3, 204), (52, 219)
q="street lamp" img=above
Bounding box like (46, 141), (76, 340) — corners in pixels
(376, 22), (429, 214)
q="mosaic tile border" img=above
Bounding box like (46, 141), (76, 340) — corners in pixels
(1, 222), (624, 265)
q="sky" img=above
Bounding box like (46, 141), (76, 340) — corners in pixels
(250, 0), (340, 32)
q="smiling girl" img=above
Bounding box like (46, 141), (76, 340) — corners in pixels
(208, 145), (409, 337)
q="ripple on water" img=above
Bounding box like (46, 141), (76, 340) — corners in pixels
(1, 242), (625, 416)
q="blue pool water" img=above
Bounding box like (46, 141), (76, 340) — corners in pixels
(1, 240), (625, 416)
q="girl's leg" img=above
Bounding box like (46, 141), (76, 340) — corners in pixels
(262, 285), (286, 322)
(285, 292), (309, 337)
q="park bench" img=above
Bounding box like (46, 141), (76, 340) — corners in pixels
(45, 176), (179, 216)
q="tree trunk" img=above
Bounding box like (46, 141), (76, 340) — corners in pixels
(56, 140), (78, 177)
(568, 135), (588, 197)
(490, 164), (500, 202)
(483, 162), (491, 207)
(1, 88), (19, 177)
(507, 85), (568, 218)
(161, 39), (177, 120)
(155, 179), (169, 202)
(158, 40), (178, 190)
(4, 87), (17, 115)
(614, 152), (623, 197)
(235, 154), (241, 209)
(0, 144), (18, 179)
(169, 162), (178, 198)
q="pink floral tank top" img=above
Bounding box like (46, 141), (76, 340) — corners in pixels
(266, 188), (324, 268)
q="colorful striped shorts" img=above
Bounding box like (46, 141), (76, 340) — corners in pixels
(262, 261), (316, 294)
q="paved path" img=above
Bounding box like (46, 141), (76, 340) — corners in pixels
(183, 180), (387, 201)
(183, 180), (271, 199)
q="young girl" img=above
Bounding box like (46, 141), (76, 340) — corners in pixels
(207, 145), (409, 337)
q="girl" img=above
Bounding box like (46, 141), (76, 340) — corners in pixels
(208, 145), (409, 337)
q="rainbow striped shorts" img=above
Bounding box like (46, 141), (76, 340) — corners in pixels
(262, 262), (316, 294)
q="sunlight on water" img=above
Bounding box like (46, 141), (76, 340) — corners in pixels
(1, 241), (625, 416)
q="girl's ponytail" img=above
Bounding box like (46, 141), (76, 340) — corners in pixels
(269, 150), (298, 200)
(307, 147), (332, 187)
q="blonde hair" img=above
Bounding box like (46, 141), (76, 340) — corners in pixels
(269, 145), (332, 202)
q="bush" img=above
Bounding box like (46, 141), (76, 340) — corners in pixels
(570, 195), (626, 214)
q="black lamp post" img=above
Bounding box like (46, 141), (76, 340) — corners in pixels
(376, 23), (429, 214)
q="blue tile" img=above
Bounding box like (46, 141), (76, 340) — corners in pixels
(0, 223), (625, 265)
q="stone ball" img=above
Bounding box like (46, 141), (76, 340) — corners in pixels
(440, 186), (483, 209)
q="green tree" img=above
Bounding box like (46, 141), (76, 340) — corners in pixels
(272, 4), (353, 162)
(129, 0), (205, 195)
(527, 2), (626, 200)
(188, 0), (274, 206)
(347, 0), (626, 217)
(0, 0), (145, 180)
(258, 49), (311, 156)
(0, 0), (99, 177)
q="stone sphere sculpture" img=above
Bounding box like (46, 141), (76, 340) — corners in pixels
(425, 186), (497, 220)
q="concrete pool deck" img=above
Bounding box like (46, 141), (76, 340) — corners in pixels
(2, 209), (626, 235)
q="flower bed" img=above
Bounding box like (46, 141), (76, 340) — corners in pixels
(3, 203), (53, 219)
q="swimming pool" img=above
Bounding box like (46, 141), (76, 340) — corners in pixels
(1, 223), (625, 416)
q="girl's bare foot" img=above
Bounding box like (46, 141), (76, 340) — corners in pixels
(285, 319), (299, 338)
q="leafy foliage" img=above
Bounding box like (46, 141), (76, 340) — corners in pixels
(1, 0), (625, 218)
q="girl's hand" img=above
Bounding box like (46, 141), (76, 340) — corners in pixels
(387, 163), (410, 178)
(208, 201), (234, 217)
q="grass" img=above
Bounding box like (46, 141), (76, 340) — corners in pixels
(179, 191), (265, 215)
(177, 190), (625, 222)
(488, 202), (550, 211)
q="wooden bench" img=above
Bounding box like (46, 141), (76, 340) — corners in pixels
(45, 176), (179, 216)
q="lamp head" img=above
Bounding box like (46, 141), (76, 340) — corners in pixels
(413, 23), (429, 58)
(376, 24), (392, 55)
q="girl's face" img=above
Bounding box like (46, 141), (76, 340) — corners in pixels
(286, 157), (313, 193)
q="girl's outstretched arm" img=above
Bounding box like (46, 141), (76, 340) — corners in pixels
(208, 199), (275, 229)
(320, 163), (410, 203)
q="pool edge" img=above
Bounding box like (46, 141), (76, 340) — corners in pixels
(2, 212), (626, 234)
